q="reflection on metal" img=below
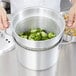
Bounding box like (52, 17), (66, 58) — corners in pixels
(0, 42), (76, 76)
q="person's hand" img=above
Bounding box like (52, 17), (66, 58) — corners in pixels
(0, 5), (9, 30)
(67, 3), (76, 28)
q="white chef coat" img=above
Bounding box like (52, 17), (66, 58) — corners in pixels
(10, 0), (61, 14)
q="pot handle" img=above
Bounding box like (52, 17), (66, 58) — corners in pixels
(0, 21), (12, 39)
(60, 34), (73, 45)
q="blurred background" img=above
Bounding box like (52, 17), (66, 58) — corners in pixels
(0, 0), (72, 14)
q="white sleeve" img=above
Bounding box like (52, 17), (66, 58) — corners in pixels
(69, 0), (72, 3)
(69, 0), (71, 2)
(0, 0), (2, 2)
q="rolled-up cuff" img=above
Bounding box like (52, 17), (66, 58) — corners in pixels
(69, 0), (71, 2)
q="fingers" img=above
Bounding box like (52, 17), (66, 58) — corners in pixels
(1, 11), (9, 28)
(71, 15), (76, 28)
(67, 9), (75, 27)
(0, 15), (4, 29)
(67, 4), (76, 28)
(67, 12), (76, 28)
(0, 7), (9, 30)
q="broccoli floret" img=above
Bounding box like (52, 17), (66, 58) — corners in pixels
(20, 35), (28, 39)
(28, 33), (35, 40)
(19, 28), (56, 41)
(41, 31), (47, 37)
(30, 29), (38, 33)
(19, 32), (25, 36)
(34, 32), (41, 40)
(40, 31), (48, 40)
(29, 32), (41, 41)
(48, 32), (56, 39)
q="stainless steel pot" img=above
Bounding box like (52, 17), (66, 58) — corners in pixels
(0, 30), (15, 55)
(16, 38), (61, 70)
(12, 7), (65, 70)
(12, 7), (65, 50)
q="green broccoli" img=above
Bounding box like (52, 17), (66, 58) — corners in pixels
(29, 32), (41, 41)
(40, 31), (48, 40)
(19, 28), (56, 41)
(48, 32), (56, 39)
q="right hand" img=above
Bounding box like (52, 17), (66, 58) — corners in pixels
(0, 5), (9, 30)
(67, 3), (76, 28)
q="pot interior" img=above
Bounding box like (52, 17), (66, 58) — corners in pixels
(12, 8), (65, 49)
(15, 16), (60, 36)
(12, 8), (65, 38)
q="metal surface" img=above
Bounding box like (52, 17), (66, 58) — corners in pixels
(16, 40), (60, 70)
(0, 14), (76, 76)
(12, 7), (65, 70)
(0, 0), (75, 75)
(61, 11), (76, 42)
(0, 42), (76, 76)
(0, 14), (15, 55)
(0, 30), (15, 55)
(12, 7), (65, 50)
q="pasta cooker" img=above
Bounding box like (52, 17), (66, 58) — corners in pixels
(12, 7), (65, 70)
(12, 7), (65, 50)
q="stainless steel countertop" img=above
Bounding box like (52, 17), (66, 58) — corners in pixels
(0, 42), (76, 76)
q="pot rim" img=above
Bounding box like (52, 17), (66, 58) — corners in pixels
(12, 7), (65, 49)
(12, 7), (65, 42)
(14, 36), (62, 51)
